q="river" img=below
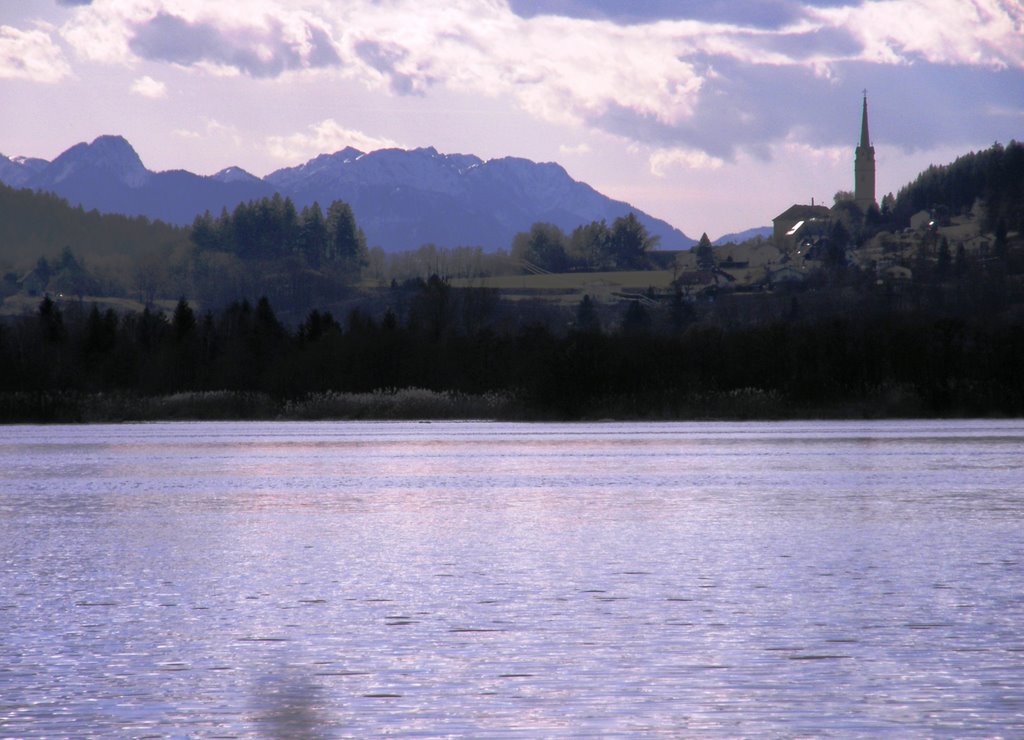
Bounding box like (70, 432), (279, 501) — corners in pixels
(1, 420), (1022, 737)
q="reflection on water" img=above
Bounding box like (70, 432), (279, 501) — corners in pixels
(1, 420), (1023, 736)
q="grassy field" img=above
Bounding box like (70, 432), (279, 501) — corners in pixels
(0, 292), (180, 317)
(447, 269), (678, 302)
(3, 267), (681, 317)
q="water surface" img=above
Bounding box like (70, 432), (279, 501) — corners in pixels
(1, 420), (1022, 737)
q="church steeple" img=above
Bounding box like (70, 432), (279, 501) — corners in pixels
(859, 94), (870, 149)
(854, 92), (876, 212)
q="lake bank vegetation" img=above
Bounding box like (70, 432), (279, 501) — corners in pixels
(1, 284), (1021, 422)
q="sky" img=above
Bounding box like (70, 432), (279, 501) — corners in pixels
(1, 0), (1022, 240)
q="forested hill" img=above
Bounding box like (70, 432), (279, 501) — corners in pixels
(892, 140), (1024, 231)
(0, 182), (188, 269)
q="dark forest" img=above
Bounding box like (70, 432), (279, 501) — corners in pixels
(1, 279), (1022, 422)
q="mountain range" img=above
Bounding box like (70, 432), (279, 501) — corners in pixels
(713, 227), (772, 246)
(0, 135), (698, 252)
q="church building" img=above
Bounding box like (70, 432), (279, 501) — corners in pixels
(772, 94), (877, 250)
(854, 93), (876, 212)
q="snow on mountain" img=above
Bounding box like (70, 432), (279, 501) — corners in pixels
(264, 147), (365, 191)
(211, 166), (263, 185)
(0, 155), (33, 188)
(12, 156), (48, 172)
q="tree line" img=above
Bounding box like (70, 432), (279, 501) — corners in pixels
(511, 213), (660, 272)
(891, 140), (1024, 232)
(190, 195), (368, 273)
(2, 282), (1021, 421)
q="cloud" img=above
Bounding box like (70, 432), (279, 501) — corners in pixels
(266, 119), (401, 162)
(172, 119), (244, 148)
(130, 74), (167, 98)
(507, 0), (811, 29)
(128, 11), (339, 78)
(52, 0), (1024, 162)
(817, 0), (1024, 69)
(559, 142), (591, 156)
(649, 147), (725, 176)
(355, 39), (431, 95)
(0, 24), (71, 83)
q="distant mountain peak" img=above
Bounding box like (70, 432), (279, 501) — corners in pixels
(12, 156), (48, 171)
(211, 166), (261, 184)
(0, 154), (36, 188)
(91, 134), (134, 149)
(44, 134), (150, 188)
(326, 146), (364, 163)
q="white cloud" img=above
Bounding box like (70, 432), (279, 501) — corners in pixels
(130, 74), (167, 98)
(816, 0), (1024, 69)
(171, 119), (243, 147)
(778, 139), (847, 165)
(266, 119), (401, 161)
(985, 104), (1024, 118)
(559, 143), (591, 156)
(61, 0), (341, 73)
(59, 0), (139, 64)
(649, 147), (725, 176)
(204, 118), (244, 147)
(0, 24), (71, 83)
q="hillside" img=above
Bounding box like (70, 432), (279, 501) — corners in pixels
(0, 182), (188, 272)
(892, 140), (1024, 231)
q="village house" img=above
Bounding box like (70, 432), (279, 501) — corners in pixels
(771, 204), (832, 252)
(909, 210), (933, 232)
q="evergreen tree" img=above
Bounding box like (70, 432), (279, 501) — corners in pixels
(191, 210), (218, 250)
(299, 202), (329, 267)
(621, 301), (651, 334)
(936, 237), (951, 279)
(575, 294), (601, 333)
(695, 233), (715, 270)
(281, 196), (300, 255)
(172, 298), (196, 342)
(326, 200), (368, 275)
(38, 295), (65, 343)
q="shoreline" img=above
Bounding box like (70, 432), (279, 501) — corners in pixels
(1, 388), (1016, 424)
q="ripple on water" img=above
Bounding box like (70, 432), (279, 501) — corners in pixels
(2, 420), (1023, 736)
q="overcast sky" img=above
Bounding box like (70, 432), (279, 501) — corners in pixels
(1, 0), (1021, 239)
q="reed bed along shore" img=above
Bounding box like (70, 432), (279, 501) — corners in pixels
(0, 383), (1002, 424)
(0, 388), (515, 423)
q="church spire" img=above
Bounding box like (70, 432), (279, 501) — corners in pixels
(854, 92), (876, 212)
(859, 92), (870, 149)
